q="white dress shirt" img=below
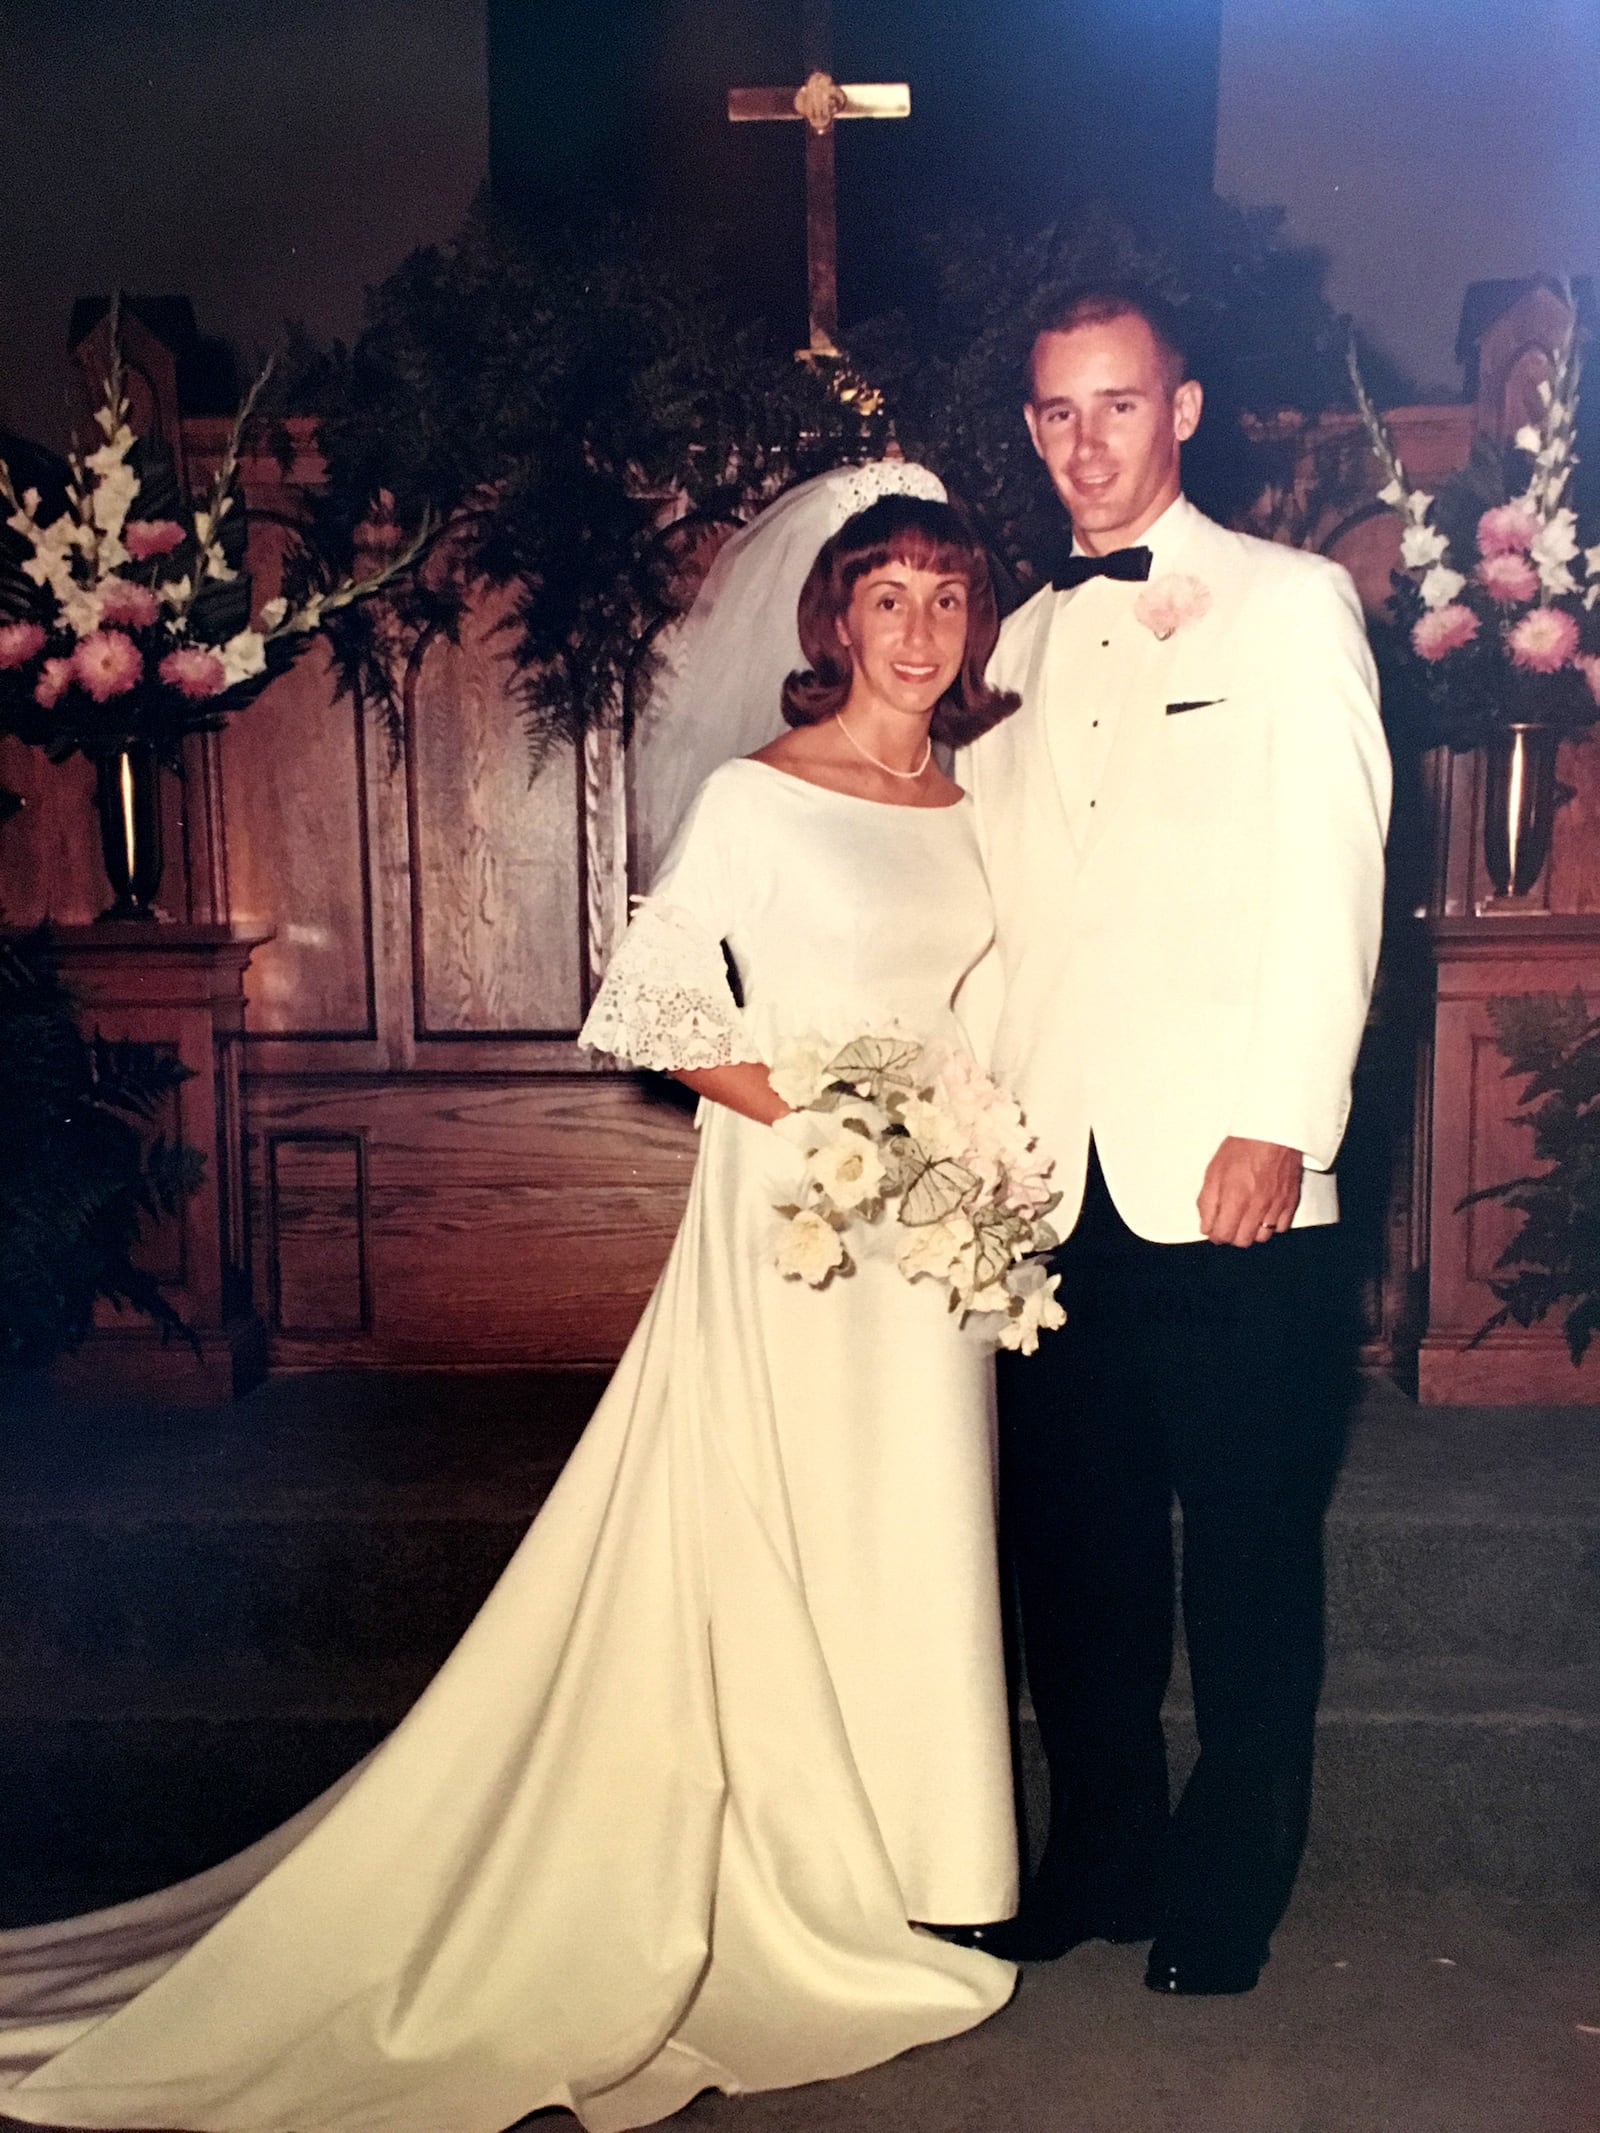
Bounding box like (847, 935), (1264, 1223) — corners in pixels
(1044, 495), (1190, 843)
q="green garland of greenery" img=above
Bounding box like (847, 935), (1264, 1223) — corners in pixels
(288, 201), (885, 767)
(0, 929), (203, 1369)
(288, 190), (1387, 770)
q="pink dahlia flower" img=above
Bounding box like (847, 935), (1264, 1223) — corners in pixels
(72, 628), (143, 702)
(34, 656), (73, 708)
(1508, 606), (1580, 674)
(1134, 573), (1212, 642)
(122, 518), (186, 560)
(1475, 552), (1539, 606)
(159, 646), (227, 699)
(1477, 502), (1542, 557)
(99, 580), (161, 629)
(1412, 605), (1480, 661)
(1576, 654), (1600, 707)
(0, 620), (46, 668)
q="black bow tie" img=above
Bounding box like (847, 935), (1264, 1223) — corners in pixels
(1051, 546), (1153, 592)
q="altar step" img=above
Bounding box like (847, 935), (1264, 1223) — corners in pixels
(1, 1372), (1596, 1924)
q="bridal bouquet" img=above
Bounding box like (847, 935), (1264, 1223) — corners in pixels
(766, 1032), (1065, 1353)
(1347, 308), (1600, 749)
(0, 306), (429, 765)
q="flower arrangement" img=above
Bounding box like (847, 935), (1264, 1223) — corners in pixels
(766, 1032), (1066, 1354)
(1348, 309), (1600, 750)
(0, 304), (428, 766)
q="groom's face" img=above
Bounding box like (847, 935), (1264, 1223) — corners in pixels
(1024, 314), (1202, 554)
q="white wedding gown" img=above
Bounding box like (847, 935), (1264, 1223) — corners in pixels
(0, 758), (1017, 2133)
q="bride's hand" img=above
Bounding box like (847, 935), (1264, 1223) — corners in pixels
(672, 1061), (791, 1126)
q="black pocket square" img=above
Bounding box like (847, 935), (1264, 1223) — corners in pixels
(1166, 698), (1225, 715)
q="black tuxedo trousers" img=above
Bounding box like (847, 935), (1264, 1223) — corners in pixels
(998, 1141), (1351, 1954)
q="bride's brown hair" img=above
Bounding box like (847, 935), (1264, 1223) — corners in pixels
(782, 495), (1020, 747)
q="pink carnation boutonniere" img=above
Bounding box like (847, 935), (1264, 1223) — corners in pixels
(1134, 573), (1212, 642)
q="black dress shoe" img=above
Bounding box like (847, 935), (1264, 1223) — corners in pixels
(938, 1899), (1162, 1963)
(1144, 1938), (1265, 1996)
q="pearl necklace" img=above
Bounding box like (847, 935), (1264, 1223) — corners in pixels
(833, 713), (932, 782)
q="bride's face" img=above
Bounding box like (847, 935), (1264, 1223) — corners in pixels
(835, 561), (969, 721)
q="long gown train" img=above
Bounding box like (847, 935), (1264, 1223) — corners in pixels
(0, 760), (1017, 2131)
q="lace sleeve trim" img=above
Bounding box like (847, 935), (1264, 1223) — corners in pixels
(578, 898), (763, 1072)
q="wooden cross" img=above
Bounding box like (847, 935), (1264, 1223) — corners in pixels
(727, 61), (909, 359)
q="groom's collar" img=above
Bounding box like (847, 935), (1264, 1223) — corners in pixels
(1067, 492), (1198, 575)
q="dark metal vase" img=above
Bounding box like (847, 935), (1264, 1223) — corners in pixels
(1482, 722), (1559, 899)
(92, 742), (164, 921)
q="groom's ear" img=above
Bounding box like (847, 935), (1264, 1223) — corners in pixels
(1023, 400), (1045, 462)
(1173, 378), (1203, 444)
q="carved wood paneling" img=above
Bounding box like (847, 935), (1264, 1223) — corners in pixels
(1418, 917), (1600, 1402)
(268, 1134), (369, 1336)
(220, 634), (377, 1039)
(249, 1075), (695, 1367)
(204, 471), (379, 1039)
(407, 592), (584, 1041)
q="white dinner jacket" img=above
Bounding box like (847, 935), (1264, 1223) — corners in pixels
(962, 494), (1391, 1244)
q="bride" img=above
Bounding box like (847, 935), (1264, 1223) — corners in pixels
(0, 462), (1026, 2133)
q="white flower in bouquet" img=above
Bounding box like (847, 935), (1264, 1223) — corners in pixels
(768, 1035), (837, 1111)
(899, 1092), (966, 1161)
(1399, 521), (1449, 570)
(768, 1031), (1063, 1349)
(773, 1208), (849, 1286)
(895, 1208), (975, 1283)
(996, 1265), (1067, 1356)
(806, 1127), (887, 1212)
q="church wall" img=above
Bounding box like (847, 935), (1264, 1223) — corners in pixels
(0, 0), (488, 454)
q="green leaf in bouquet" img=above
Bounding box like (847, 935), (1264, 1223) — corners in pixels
(968, 1218), (1014, 1293)
(188, 571), (253, 647)
(891, 1143), (980, 1226)
(825, 1035), (922, 1094)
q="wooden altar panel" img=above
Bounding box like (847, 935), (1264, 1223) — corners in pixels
(249, 1075), (695, 1367)
(220, 636), (377, 1040)
(268, 1135), (368, 1335)
(1418, 917), (1600, 1402)
(407, 596), (584, 1041)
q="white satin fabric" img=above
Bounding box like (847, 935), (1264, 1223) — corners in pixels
(0, 759), (1016, 2133)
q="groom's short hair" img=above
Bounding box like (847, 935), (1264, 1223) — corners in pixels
(1027, 284), (1190, 400)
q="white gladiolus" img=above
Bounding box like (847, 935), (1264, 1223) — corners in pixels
(1419, 564), (1466, 610)
(259, 596), (289, 631)
(1400, 522), (1449, 569)
(1377, 477), (1406, 509)
(60, 586), (107, 638)
(1532, 509), (1579, 568)
(1515, 425), (1543, 454)
(89, 462), (138, 540)
(1405, 490), (1435, 524)
(219, 629), (266, 686)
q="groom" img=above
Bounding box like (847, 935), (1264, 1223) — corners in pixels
(960, 286), (1390, 1994)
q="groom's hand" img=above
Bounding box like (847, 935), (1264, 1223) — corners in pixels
(1198, 1137), (1303, 1247)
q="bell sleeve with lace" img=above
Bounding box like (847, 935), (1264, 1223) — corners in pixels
(578, 772), (764, 1073)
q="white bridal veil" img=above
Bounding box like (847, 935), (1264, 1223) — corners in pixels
(627, 459), (947, 890)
